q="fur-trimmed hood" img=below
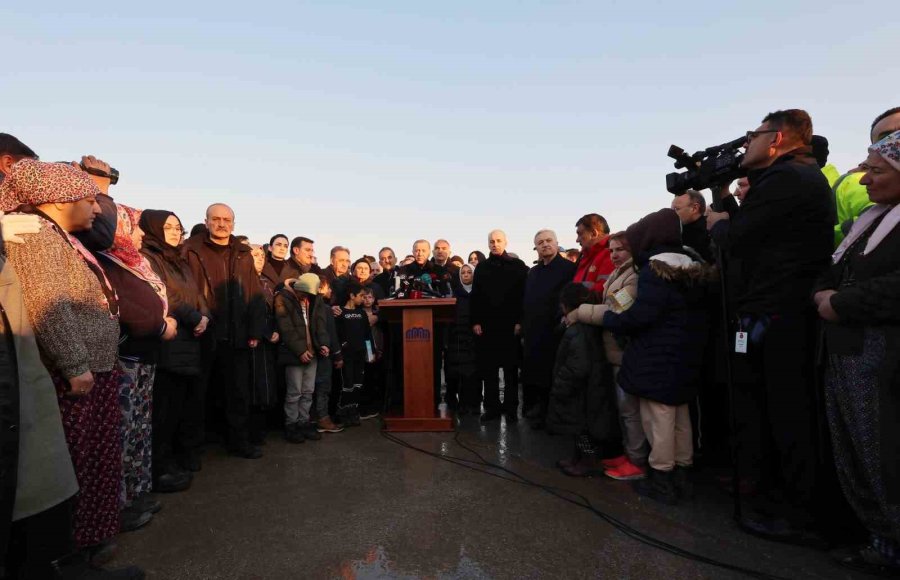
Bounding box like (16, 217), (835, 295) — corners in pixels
(649, 252), (718, 288)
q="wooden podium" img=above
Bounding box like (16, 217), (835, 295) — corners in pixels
(378, 298), (456, 432)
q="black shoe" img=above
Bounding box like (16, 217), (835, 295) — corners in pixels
(480, 410), (502, 423)
(180, 451), (202, 472)
(284, 424), (306, 444)
(154, 470), (192, 493)
(737, 513), (827, 549)
(119, 509), (153, 533)
(53, 551), (146, 579)
(300, 423), (322, 441)
(130, 494), (162, 514)
(86, 541), (117, 567)
(673, 465), (694, 500)
(504, 412), (519, 424)
(228, 444), (264, 459)
(634, 468), (678, 505)
(359, 409), (380, 420)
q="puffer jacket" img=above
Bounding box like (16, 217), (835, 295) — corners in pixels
(599, 259), (638, 366)
(575, 252), (715, 405)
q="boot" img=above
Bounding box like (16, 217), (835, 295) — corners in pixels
(300, 422), (322, 441)
(673, 465), (694, 500)
(561, 453), (604, 477)
(634, 468), (678, 505)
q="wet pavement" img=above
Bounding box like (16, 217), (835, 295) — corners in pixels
(110, 414), (868, 579)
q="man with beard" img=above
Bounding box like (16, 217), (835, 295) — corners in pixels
(471, 230), (529, 423)
(522, 229), (576, 428)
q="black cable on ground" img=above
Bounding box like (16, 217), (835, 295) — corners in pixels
(379, 429), (790, 580)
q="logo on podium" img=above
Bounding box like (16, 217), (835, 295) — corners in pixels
(405, 327), (431, 342)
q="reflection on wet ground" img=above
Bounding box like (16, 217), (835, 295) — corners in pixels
(110, 411), (867, 579)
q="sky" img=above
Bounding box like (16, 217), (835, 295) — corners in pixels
(3, 1), (897, 262)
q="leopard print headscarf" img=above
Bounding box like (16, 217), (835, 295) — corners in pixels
(0, 158), (101, 211)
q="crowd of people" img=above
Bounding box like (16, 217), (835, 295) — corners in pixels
(1, 105), (899, 579)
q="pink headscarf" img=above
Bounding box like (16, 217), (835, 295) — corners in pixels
(101, 204), (168, 312)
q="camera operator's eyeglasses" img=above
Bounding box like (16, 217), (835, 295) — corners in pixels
(745, 130), (779, 143)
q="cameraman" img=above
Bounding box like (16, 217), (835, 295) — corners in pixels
(706, 110), (834, 544)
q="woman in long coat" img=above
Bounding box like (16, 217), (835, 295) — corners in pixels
(814, 131), (900, 575)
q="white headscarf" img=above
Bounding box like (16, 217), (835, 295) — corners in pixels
(459, 263), (475, 294)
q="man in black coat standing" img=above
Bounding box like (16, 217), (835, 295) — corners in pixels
(671, 189), (714, 264)
(522, 229), (576, 428)
(708, 109), (834, 544)
(471, 229), (529, 423)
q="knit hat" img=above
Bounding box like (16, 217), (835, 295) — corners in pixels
(293, 273), (320, 295)
(870, 130), (900, 172)
(0, 158), (101, 211)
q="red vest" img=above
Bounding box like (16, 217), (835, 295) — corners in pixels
(573, 236), (614, 294)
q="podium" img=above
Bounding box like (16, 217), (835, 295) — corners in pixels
(378, 298), (456, 432)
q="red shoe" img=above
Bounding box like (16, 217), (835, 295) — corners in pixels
(601, 455), (628, 470)
(604, 460), (647, 481)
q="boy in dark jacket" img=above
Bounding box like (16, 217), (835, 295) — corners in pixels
(312, 277), (344, 433)
(335, 280), (373, 426)
(275, 274), (331, 443)
(549, 283), (621, 477)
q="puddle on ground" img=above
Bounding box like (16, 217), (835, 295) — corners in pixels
(335, 546), (491, 579)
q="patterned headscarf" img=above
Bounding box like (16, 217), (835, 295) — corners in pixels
(870, 129), (900, 172)
(101, 203), (168, 312)
(0, 158), (101, 211)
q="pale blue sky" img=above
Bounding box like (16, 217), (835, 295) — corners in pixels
(3, 1), (896, 260)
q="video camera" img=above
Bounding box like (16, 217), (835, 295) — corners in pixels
(665, 135), (746, 195)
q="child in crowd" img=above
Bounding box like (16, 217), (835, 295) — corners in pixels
(274, 274), (331, 444)
(446, 263), (481, 414)
(312, 276), (344, 433)
(548, 283), (622, 477)
(359, 287), (384, 419)
(336, 280), (373, 426)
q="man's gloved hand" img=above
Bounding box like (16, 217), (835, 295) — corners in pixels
(0, 212), (41, 243)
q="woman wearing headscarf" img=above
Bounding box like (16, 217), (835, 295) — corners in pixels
(0, 160), (124, 554)
(445, 263), (481, 415)
(468, 251), (486, 267)
(95, 204), (176, 533)
(139, 210), (208, 491)
(249, 244), (280, 444)
(813, 130), (900, 575)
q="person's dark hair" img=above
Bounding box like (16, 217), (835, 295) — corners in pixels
(346, 279), (364, 296)
(269, 233), (288, 246)
(359, 286), (375, 297)
(317, 274), (331, 288)
(290, 236), (314, 251)
(190, 223), (208, 238)
(559, 282), (592, 312)
(565, 248), (580, 260)
(762, 109), (813, 146)
(468, 250), (486, 263)
(871, 107), (900, 132)
(810, 135), (829, 168)
(684, 189), (707, 214)
(575, 213), (610, 235)
(362, 255), (376, 265)
(235, 235), (249, 244)
(0, 133), (38, 159)
(378, 246), (395, 257)
(330, 245), (349, 258)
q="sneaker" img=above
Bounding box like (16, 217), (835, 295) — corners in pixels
(348, 413), (362, 427)
(284, 424), (306, 444)
(605, 460), (647, 481)
(359, 409), (380, 420)
(601, 455), (628, 470)
(316, 417), (344, 433)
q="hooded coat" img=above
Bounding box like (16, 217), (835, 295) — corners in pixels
(575, 209), (715, 406)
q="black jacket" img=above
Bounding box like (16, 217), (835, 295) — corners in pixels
(470, 252), (529, 364)
(711, 149), (833, 315)
(814, 212), (900, 501)
(141, 238), (209, 375)
(446, 286), (477, 383)
(681, 216), (714, 264)
(522, 255), (576, 385)
(183, 234), (265, 349)
(280, 259), (322, 285)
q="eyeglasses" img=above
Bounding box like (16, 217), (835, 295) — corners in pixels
(163, 226), (184, 234)
(745, 129), (780, 143)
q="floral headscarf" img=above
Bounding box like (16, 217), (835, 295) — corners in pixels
(0, 159), (101, 211)
(101, 204), (168, 312)
(870, 129), (900, 172)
